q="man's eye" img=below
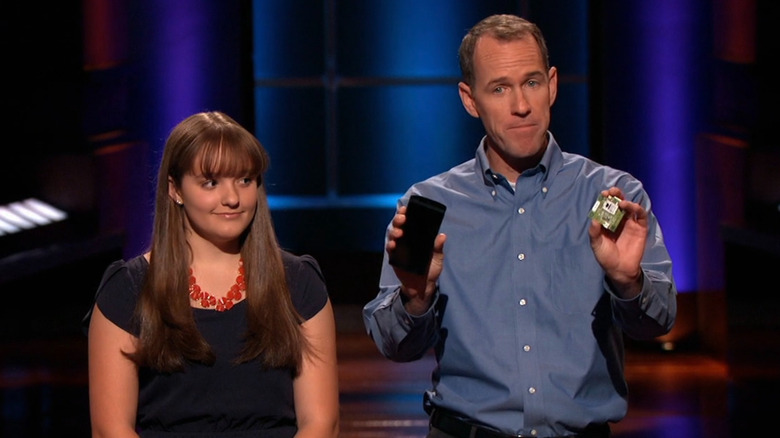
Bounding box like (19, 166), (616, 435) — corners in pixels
(493, 86), (505, 94)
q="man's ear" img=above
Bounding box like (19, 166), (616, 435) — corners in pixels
(458, 82), (480, 118)
(548, 66), (558, 107)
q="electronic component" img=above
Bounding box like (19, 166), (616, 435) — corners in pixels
(588, 194), (625, 232)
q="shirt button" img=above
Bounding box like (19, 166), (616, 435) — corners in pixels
(491, 190), (497, 196)
(523, 345), (531, 352)
(541, 187), (548, 193)
(517, 253), (525, 261)
(528, 387), (536, 394)
(531, 430), (538, 436)
(518, 207), (525, 214)
(519, 299), (526, 306)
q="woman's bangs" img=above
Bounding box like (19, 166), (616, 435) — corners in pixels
(196, 136), (263, 178)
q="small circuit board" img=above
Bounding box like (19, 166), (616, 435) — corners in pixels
(588, 194), (625, 232)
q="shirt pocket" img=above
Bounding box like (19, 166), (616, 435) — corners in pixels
(548, 245), (604, 315)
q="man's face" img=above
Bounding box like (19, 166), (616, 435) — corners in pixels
(458, 35), (558, 175)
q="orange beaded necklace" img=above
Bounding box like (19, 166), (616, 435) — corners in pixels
(188, 259), (246, 311)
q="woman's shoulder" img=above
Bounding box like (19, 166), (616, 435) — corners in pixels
(279, 250), (328, 318)
(280, 250), (324, 278)
(101, 254), (148, 287)
(82, 254), (147, 335)
(97, 255), (148, 301)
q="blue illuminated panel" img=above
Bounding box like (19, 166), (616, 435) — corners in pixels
(252, 0), (597, 253)
(252, 1), (325, 78)
(337, 84), (482, 195)
(254, 87), (328, 197)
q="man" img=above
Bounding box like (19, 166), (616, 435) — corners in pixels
(362, 14), (677, 438)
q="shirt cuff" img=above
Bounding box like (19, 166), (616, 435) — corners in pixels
(393, 286), (438, 328)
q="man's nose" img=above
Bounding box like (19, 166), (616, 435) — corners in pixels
(511, 90), (531, 115)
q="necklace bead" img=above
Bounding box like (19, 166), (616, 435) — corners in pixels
(188, 259), (246, 311)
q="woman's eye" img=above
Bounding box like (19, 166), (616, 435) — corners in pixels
(241, 177), (254, 185)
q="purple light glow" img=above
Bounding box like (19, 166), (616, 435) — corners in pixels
(152, 1), (208, 137)
(610, 0), (706, 293)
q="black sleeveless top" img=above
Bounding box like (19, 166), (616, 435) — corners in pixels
(85, 251), (329, 438)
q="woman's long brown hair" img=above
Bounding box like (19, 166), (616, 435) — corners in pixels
(128, 111), (308, 373)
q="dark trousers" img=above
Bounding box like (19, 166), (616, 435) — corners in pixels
(428, 425), (611, 438)
(427, 426), (460, 438)
(427, 408), (611, 438)
(427, 426), (458, 438)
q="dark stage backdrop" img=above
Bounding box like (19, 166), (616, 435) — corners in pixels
(8, 0), (769, 301)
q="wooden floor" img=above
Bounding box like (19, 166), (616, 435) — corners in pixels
(1, 305), (777, 437)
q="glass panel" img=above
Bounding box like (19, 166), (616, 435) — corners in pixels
(336, 0), (521, 77)
(254, 87), (328, 196)
(337, 84), (481, 195)
(253, 1), (325, 78)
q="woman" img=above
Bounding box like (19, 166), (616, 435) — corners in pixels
(85, 111), (339, 437)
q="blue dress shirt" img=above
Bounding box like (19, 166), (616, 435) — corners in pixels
(363, 133), (677, 437)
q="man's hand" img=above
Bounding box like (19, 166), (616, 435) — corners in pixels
(588, 187), (646, 298)
(387, 205), (446, 315)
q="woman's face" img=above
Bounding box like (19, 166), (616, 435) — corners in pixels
(169, 168), (258, 250)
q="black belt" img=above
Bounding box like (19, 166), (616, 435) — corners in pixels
(429, 409), (611, 438)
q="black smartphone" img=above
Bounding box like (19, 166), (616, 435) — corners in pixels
(389, 195), (447, 275)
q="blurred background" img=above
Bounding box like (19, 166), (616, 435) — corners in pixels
(0, 0), (777, 436)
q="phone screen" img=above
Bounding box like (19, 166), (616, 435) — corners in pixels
(389, 195), (446, 275)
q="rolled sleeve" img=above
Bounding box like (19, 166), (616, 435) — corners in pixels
(609, 270), (677, 340)
(363, 286), (439, 362)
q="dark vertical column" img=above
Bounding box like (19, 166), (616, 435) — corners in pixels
(82, 0), (150, 257)
(693, 0), (755, 357)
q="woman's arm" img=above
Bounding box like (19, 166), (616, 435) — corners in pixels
(87, 304), (140, 438)
(293, 298), (340, 438)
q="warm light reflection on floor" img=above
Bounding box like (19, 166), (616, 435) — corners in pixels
(1, 306), (778, 437)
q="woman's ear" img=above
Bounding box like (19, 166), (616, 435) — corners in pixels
(168, 177), (183, 205)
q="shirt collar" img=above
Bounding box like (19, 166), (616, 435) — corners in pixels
(475, 132), (563, 188)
